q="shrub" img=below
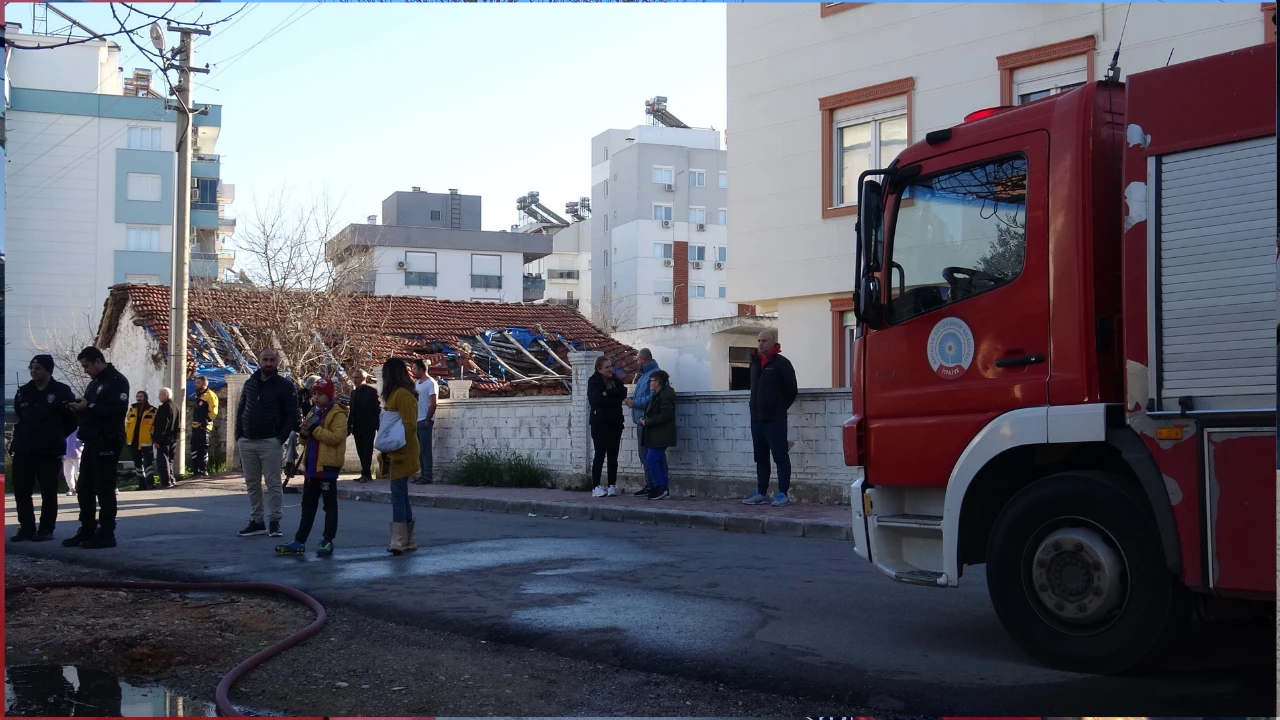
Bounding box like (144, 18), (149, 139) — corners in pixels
(449, 448), (551, 489)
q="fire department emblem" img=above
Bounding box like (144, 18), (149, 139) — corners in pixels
(927, 317), (974, 380)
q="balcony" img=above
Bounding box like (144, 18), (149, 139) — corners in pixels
(548, 269), (579, 281)
(190, 251), (235, 280)
(522, 276), (546, 292)
(405, 271), (437, 287)
(472, 274), (503, 290)
(217, 217), (236, 236)
(548, 298), (580, 308)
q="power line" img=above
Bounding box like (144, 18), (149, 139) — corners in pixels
(206, 5), (319, 81)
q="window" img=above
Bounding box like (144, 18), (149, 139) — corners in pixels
(653, 242), (673, 259)
(653, 204), (673, 222)
(690, 284), (706, 298)
(689, 207), (706, 225)
(471, 253), (502, 289)
(603, 216), (608, 231)
(689, 245), (706, 262)
(652, 166), (674, 184)
(126, 173), (162, 202)
(718, 171), (727, 189)
(689, 170), (706, 187)
(654, 316), (674, 326)
(998, 36), (1096, 106)
(604, 250), (610, 267)
(194, 178), (218, 205)
(430, 210), (441, 221)
(716, 246), (727, 263)
(837, 113), (908, 206)
(405, 251), (437, 286)
(603, 146), (609, 161)
(886, 155), (1029, 325)
(654, 279), (674, 296)
(127, 127), (161, 151)
(718, 208), (727, 225)
(125, 226), (160, 252)
(718, 285), (727, 299)
(604, 179), (609, 198)
(125, 273), (161, 285)
(820, 77), (915, 219)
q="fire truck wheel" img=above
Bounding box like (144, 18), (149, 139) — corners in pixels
(985, 470), (1185, 675)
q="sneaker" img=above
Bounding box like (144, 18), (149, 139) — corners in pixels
(633, 486), (653, 497)
(32, 531), (54, 543)
(591, 485), (607, 498)
(80, 532), (117, 549)
(269, 521), (283, 538)
(772, 492), (791, 507)
(62, 529), (92, 547)
(742, 493), (771, 506)
(275, 540), (305, 555)
(65, 491), (76, 496)
(9, 529), (33, 543)
(647, 487), (669, 500)
(316, 541), (334, 557)
(607, 486), (617, 497)
(238, 521), (267, 537)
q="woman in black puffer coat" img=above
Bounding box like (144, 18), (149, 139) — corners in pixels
(587, 354), (628, 497)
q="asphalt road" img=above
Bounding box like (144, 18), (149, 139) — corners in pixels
(6, 483), (1274, 715)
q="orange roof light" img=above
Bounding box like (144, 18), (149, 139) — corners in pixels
(963, 106), (1015, 123)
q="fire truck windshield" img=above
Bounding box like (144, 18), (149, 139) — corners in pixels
(884, 155), (1029, 324)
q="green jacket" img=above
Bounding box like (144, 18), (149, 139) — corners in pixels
(640, 385), (677, 449)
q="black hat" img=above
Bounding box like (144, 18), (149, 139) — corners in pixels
(30, 355), (54, 373)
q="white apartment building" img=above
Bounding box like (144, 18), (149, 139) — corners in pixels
(727, 2), (1277, 388)
(4, 22), (231, 401)
(523, 217), (593, 317)
(591, 124), (740, 331)
(327, 189), (552, 302)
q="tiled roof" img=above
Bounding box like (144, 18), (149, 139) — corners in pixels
(97, 284), (639, 395)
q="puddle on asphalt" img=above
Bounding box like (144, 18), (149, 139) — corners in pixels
(4, 665), (215, 717)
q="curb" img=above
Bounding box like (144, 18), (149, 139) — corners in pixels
(337, 487), (852, 542)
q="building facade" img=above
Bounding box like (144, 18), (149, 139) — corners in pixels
(523, 217), (593, 318)
(726, 2), (1277, 388)
(590, 124), (740, 331)
(4, 23), (230, 401)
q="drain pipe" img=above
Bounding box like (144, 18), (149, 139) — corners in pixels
(6, 580), (327, 717)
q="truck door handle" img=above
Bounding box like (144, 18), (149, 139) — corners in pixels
(995, 354), (1046, 368)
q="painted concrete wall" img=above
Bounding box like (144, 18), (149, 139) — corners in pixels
(5, 33), (121, 95)
(612, 316), (777, 392)
(726, 2), (1272, 388)
(371, 245), (528, 302)
(383, 190), (482, 230)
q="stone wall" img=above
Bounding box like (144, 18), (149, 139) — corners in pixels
(224, 352), (856, 503)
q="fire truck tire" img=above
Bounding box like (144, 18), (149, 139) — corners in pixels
(985, 470), (1187, 675)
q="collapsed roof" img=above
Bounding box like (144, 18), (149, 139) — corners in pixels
(95, 284), (640, 397)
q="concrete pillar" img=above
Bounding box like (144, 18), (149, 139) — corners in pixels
(568, 350), (602, 476)
(224, 373), (248, 472)
(449, 380), (473, 400)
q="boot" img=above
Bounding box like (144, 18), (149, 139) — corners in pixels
(404, 521), (418, 552)
(387, 522), (408, 555)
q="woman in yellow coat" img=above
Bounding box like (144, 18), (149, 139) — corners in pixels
(378, 358), (420, 554)
(275, 378), (347, 557)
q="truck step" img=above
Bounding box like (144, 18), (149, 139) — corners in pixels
(876, 513), (942, 529)
(893, 569), (946, 586)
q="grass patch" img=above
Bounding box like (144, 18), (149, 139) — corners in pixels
(563, 474), (595, 492)
(449, 449), (552, 489)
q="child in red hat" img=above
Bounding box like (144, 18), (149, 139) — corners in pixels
(276, 377), (347, 557)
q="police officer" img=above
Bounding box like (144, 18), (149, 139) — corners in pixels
(63, 347), (130, 550)
(10, 355), (78, 542)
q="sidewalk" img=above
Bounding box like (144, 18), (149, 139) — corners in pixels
(332, 477), (853, 541)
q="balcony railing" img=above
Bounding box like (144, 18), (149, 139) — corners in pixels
(523, 276), (546, 293)
(405, 271), (437, 287)
(548, 269), (579, 281)
(472, 274), (503, 290)
(193, 153), (220, 163)
(548, 298), (580, 308)
(191, 202), (218, 212)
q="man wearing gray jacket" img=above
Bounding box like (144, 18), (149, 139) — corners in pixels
(624, 348), (662, 496)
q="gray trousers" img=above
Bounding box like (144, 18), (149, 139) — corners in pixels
(417, 419), (434, 481)
(239, 438), (284, 523)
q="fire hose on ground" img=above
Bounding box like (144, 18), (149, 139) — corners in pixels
(6, 579), (327, 717)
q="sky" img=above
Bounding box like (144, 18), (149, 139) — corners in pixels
(18, 2), (727, 235)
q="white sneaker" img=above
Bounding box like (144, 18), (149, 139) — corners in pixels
(591, 485), (607, 497)
(607, 486), (617, 496)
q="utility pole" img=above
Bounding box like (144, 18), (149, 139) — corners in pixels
(161, 23), (209, 477)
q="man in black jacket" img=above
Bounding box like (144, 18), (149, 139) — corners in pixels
(234, 348), (300, 538)
(151, 387), (178, 490)
(63, 347), (131, 549)
(347, 369), (379, 483)
(742, 329), (800, 508)
(11, 355), (79, 542)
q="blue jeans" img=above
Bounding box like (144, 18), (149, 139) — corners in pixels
(645, 448), (669, 490)
(416, 419), (434, 481)
(751, 418), (791, 495)
(389, 477), (414, 523)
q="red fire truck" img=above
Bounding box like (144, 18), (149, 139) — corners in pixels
(844, 42), (1276, 674)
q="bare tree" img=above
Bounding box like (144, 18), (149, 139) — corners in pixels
(27, 311), (100, 395)
(217, 187), (383, 379)
(592, 285), (638, 333)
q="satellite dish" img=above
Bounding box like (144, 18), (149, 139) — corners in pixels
(149, 23), (166, 53)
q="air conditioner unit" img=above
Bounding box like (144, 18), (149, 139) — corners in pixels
(663, 258), (674, 267)
(664, 184), (674, 192)
(692, 261), (703, 270)
(697, 224), (706, 232)
(661, 220), (671, 229)
(661, 295), (673, 304)
(714, 262), (724, 270)
(396, 261), (407, 270)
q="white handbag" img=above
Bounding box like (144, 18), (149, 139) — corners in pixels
(374, 409), (407, 453)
